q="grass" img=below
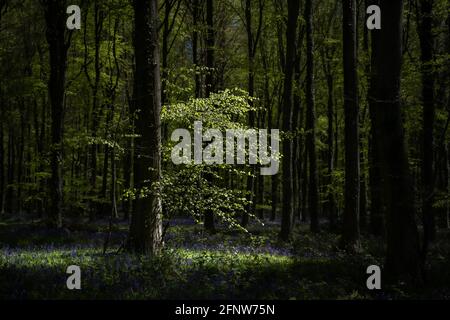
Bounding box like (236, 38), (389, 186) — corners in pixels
(0, 216), (449, 300)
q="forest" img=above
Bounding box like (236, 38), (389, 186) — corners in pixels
(0, 0), (449, 300)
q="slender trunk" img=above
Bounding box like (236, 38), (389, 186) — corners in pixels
(89, 1), (105, 220)
(123, 136), (133, 222)
(242, 0), (255, 227)
(279, 0), (300, 241)
(100, 145), (109, 214)
(323, 54), (337, 230)
(6, 127), (14, 213)
(17, 107), (25, 214)
(0, 94), (4, 214)
(341, 0), (361, 251)
(417, 0), (436, 251)
(111, 147), (118, 219)
(447, 142), (450, 229)
(293, 25), (304, 222)
(305, 0), (319, 232)
(204, 0), (215, 232)
(359, 144), (368, 230)
(192, 0), (201, 98)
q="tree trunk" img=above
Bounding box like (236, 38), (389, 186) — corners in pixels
(322, 51), (337, 230)
(123, 136), (133, 222)
(369, 123), (384, 236)
(128, 0), (163, 255)
(89, 1), (105, 220)
(341, 0), (361, 251)
(305, 0), (319, 233)
(203, 0), (216, 232)
(6, 126), (14, 214)
(447, 142), (450, 229)
(369, 0), (422, 281)
(243, 0), (263, 226)
(417, 0), (436, 251)
(192, 0), (201, 98)
(279, 0), (300, 241)
(42, 0), (70, 228)
(0, 92), (4, 214)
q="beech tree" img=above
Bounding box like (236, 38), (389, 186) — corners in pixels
(368, 0), (422, 280)
(305, 0), (320, 232)
(417, 0), (436, 252)
(203, 0), (216, 233)
(128, 0), (163, 255)
(341, 0), (361, 251)
(280, 0), (300, 241)
(41, 0), (72, 228)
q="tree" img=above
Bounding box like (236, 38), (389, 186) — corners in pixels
(83, 0), (105, 220)
(0, 0), (5, 215)
(341, 0), (360, 251)
(368, 0), (422, 281)
(320, 0), (339, 230)
(161, 0), (181, 106)
(128, 0), (163, 255)
(242, 0), (263, 227)
(41, 0), (72, 228)
(417, 0), (436, 252)
(279, 0), (300, 241)
(305, 0), (320, 232)
(203, 0), (216, 232)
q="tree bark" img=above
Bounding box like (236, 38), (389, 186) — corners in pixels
(191, 0), (201, 98)
(341, 0), (361, 251)
(369, 0), (422, 281)
(0, 93), (4, 215)
(42, 0), (70, 228)
(128, 0), (163, 255)
(279, 0), (300, 241)
(417, 0), (436, 251)
(305, 0), (319, 233)
(322, 49), (337, 230)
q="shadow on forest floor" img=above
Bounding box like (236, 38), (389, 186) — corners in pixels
(0, 215), (449, 300)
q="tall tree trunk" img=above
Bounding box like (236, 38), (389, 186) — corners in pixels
(0, 0), (4, 215)
(447, 142), (450, 229)
(305, 0), (319, 233)
(42, 0), (70, 228)
(359, 0), (370, 231)
(243, 0), (263, 226)
(192, 0), (201, 98)
(110, 147), (118, 219)
(203, 0), (216, 232)
(369, 0), (422, 281)
(17, 107), (25, 214)
(293, 23), (305, 223)
(359, 142), (368, 230)
(128, 0), (163, 255)
(6, 126), (14, 214)
(242, 0), (255, 227)
(0, 95), (4, 215)
(123, 135), (134, 222)
(87, 1), (105, 220)
(417, 0), (436, 252)
(279, 0), (300, 241)
(322, 51), (337, 230)
(341, 0), (361, 251)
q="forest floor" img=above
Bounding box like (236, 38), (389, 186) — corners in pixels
(0, 214), (449, 300)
